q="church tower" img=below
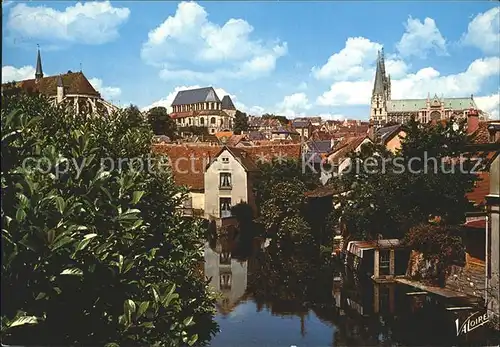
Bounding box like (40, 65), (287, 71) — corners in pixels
(35, 46), (44, 81)
(370, 49), (390, 127)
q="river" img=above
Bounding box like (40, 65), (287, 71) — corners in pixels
(203, 236), (500, 347)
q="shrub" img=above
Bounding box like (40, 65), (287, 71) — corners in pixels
(1, 94), (217, 346)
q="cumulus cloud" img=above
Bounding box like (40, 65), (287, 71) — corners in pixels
(462, 7), (500, 56)
(7, 1), (130, 45)
(396, 17), (447, 58)
(311, 37), (408, 81)
(273, 92), (312, 118)
(2, 65), (36, 82)
(318, 113), (347, 121)
(141, 1), (287, 81)
(88, 78), (122, 101)
(317, 56), (500, 106)
(476, 91), (500, 120)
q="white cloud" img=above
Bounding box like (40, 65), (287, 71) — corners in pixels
(274, 92), (312, 118)
(7, 1), (130, 45)
(462, 7), (500, 56)
(396, 17), (447, 58)
(312, 37), (408, 81)
(317, 56), (500, 106)
(88, 78), (121, 101)
(312, 37), (382, 81)
(141, 1), (287, 81)
(318, 113), (347, 121)
(2, 65), (36, 82)
(476, 91), (500, 120)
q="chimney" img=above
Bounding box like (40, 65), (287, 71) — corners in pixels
(467, 108), (479, 134)
(56, 75), (64, 103)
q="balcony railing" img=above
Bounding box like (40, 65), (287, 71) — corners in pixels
(219, 184), (232, 190)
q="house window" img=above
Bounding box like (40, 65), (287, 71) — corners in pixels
(220, 273), (231, 290)
(221, 157), (229, 163)
(220, 198), (231, 218)
(220, 251), (231, 265)
(220, 172), (232, 188)
(188, 118), (192, 125)
(379, 250), (390, 276)
(211, 117), (216, 124)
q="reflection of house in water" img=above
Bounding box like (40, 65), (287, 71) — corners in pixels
(204, 243), (248, 315)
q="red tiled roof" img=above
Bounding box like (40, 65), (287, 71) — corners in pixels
(227, 134), (246, 146)
(170, 110), (230, 119)
(3, 72), (100, 97)
(152, 144), (221, 190)
(466, 172), (490, 206)
(327, 135), (370, 164)
(151, 143), (302, 190)
(470, 121), (500, 144)
(463, 219), (486, 229)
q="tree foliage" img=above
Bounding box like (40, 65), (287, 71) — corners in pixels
(233, 110), (249, 135)
(1, 94), (217, 346)
(335, 117), (477, 240)
(147, 106), (178, 139)
(403, 223), (465, 286)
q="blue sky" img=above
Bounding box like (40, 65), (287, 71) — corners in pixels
(2, 1), (499, 120)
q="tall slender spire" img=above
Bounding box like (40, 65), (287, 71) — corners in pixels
(35, 45), (43, 80)
(379, 47), (386, 77)
(373, 54), (385, 95)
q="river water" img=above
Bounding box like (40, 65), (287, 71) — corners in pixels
(203, 236), (500, 347)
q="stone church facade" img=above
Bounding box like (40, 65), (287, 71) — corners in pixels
(369, 49), (483, 128)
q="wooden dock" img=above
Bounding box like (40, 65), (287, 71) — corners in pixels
(395, 278), (468, 298)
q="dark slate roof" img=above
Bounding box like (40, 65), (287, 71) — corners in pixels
(248, 131), (266, 141)
(171, 87), (220, 106)
(375, 124), (402, 144)
(307, 140), (333, 153)
(221, 95), (236, 110)
(292, 120), (311, 128)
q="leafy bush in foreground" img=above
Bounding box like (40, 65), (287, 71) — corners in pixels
(1, 94), (217, 346)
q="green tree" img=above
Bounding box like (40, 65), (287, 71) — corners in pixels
(335, 116), (477, 240)
(233, 110), (249, 135)
(147, 106), (178, 139)
(1, 93), (217, 346)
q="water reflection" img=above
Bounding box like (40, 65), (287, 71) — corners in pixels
(204, 236), (500, 347)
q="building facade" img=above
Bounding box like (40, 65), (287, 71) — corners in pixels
(369, 49), (482, 128)
(170, 87), (237, 134)
(204, 147), (258, 220)
(1, 48), (118, 116)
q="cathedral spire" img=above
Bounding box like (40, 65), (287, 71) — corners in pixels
(373, 53), (385, 95)
(35, 45), (43, 80)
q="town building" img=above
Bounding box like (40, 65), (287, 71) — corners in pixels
(1, 48), (118, 116)
(372, 124), (406, 153)
(292, 119), (313, 141)
(326, 136), (373, 177)
(369, 49), (483, 128)
(204, 146), (259, 220)
(170, 87), (237, 134)
(270, 125), (300, 142)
